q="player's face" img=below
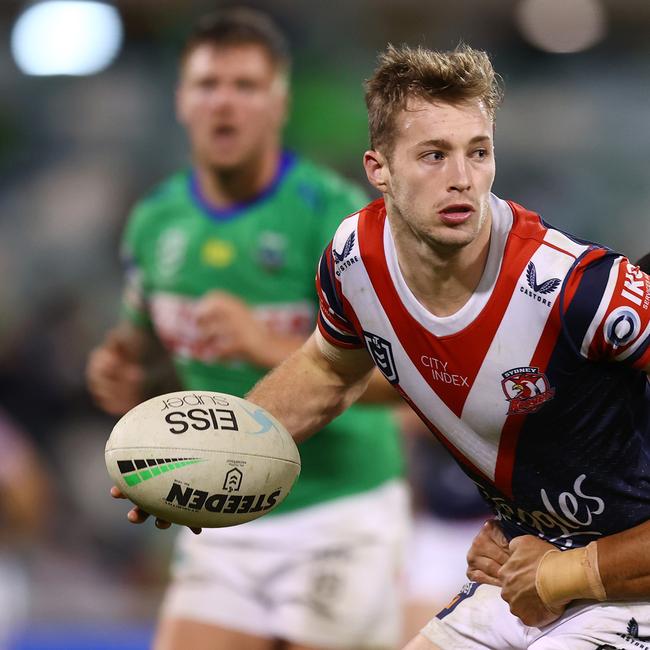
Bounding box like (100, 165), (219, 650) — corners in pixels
(367, 97), (495, 252)
(177, 44), (287, 170)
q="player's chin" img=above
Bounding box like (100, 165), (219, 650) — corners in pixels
(427, 228), (477, 251)
(205, 149), (249, 172)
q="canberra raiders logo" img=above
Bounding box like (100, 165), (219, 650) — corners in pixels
(363, 331), (399, 384)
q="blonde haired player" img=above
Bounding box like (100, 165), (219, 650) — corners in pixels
(114, 43), (650, 649)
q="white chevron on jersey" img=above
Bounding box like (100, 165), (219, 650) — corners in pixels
(338, 242), (501, 478)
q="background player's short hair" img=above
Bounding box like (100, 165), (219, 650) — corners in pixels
(364, 44), (503, 155)
(180, 7), (291, 74)
(637, 252), (650, 274)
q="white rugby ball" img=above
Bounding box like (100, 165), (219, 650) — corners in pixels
(105, 391), (300, 528)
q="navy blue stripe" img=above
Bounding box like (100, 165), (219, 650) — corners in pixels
(540, 218), (610, 250)
(625, 333), (650, 366)
(560, 249), (615, 357)
(318, 247), (348, 322)
(318, 312), (360, 345)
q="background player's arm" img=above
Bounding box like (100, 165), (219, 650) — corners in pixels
(86, 321), (180, 416)
(194, 290), (401, 400)
(194, 291), (307, 369)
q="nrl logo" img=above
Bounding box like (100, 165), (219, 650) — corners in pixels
(363, 331), (399, 384)
(501, 366), (555, 415)
(223, 467), (243, 492)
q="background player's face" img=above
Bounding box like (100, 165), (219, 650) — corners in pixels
(370, 97), (496, 252)
(177, 43), (288, 171)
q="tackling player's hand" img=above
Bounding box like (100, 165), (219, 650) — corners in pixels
(195, 291), (266, 364)
(110, 486), (202, 535)
(498, 535), (566, 627)
(466, 519), (511, 586)
(86, 331), (145, 415)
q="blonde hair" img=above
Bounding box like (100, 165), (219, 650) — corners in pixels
(365, 44), (503, 153)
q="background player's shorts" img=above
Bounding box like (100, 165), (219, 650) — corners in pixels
(404, 515), (484, 605)
(159, 479), (410, 649)
(421, 582), (650, 649)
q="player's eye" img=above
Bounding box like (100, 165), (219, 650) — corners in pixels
(236, 79), (258, 92)
(472, 148), (489, 159)
(197, 78), (217, 91)
(422, 151), (445, 162)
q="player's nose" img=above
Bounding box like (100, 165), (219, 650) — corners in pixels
(447, 155), (471, 192)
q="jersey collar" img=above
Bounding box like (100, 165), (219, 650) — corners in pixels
(189, 150), (296, 222)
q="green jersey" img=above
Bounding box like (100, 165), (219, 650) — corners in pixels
(121, 152), (403, 514)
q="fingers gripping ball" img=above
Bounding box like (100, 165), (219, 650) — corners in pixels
(105, 391), (301, 528)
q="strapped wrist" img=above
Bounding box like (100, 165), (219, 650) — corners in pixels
(535, 541), (607, 611)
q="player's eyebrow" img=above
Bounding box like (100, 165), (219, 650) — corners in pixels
(415, 135), (492, 149)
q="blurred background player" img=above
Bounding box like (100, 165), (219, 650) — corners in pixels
(0, 409), (50, 650)
(86, 8), (408, 650)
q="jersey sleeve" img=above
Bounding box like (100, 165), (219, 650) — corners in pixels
(562, 250), (650, 369)
(119, 205), (152, 329)
(315, 240), (363, 349)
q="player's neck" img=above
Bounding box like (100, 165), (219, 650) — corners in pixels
(194, 145), (281, 209)
(391, 211), (492, 318)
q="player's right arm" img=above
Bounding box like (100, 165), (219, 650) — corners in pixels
(87, 199), (181, 416)
(246, 329), (376, 442)
(86, 321), (180, 416)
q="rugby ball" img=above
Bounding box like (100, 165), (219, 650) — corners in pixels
(105, 391), (300, 528)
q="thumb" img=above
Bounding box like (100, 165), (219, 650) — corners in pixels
(104, 329), (138, 360)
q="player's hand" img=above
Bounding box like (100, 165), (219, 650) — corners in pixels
(195, 291), (266, 364)
(466, 519), (511, 586)
(110, 486), (202, 535)
(86, 331), (145, 415)
(498, 535), (566, 627)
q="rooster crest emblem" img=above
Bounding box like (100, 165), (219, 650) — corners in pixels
(333, 232), (356, 263)
(526, 262), (561, 295)
(501, 366), (555, 415)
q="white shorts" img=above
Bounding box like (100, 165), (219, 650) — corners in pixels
(160, 480), (410, 649)
(421, 582), (650, 649)
(404, 515), (484, 604)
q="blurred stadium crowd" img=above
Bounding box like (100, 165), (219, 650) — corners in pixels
(0, 0), (649, 648)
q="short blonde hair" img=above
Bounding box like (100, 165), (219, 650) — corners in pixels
(365, 44), (503, 154)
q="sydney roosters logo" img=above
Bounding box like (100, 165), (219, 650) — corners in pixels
(501, 366), (555, 414)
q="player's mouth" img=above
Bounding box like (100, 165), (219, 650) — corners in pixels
(438, 203), (474, 225)
(211, 124), (239, 145)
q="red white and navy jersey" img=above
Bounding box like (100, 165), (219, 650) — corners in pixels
(317, 195), (650, 549)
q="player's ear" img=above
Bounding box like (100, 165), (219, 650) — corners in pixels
(363, 149), (390, 193)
